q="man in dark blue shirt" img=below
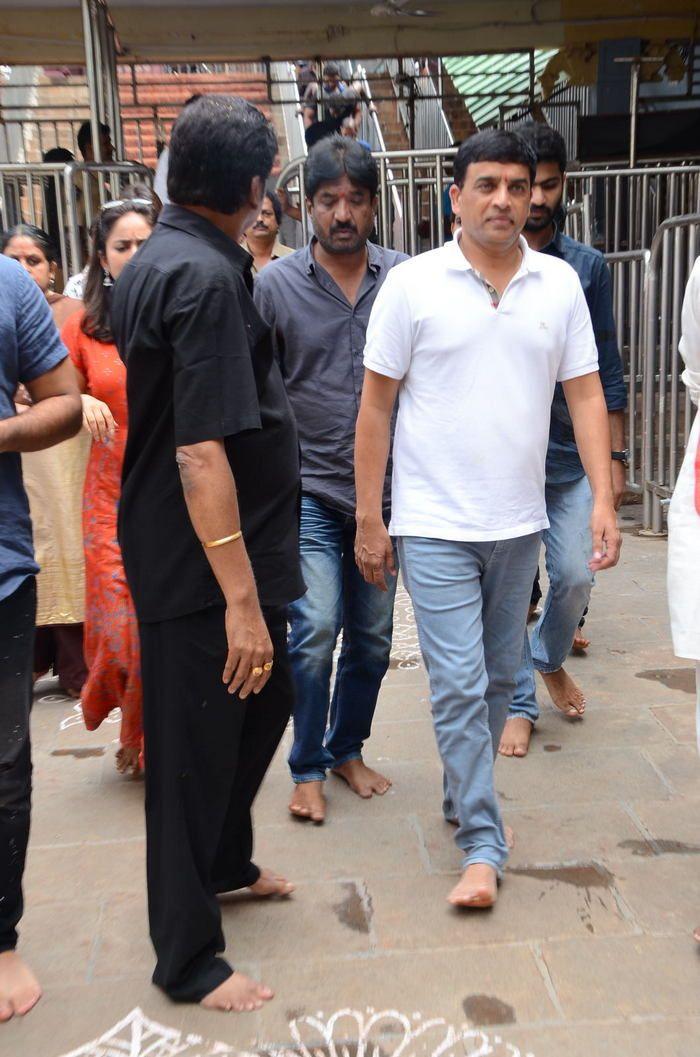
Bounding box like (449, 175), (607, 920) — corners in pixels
(499, 123), (627, 758)
(0, 256), (81, 1020)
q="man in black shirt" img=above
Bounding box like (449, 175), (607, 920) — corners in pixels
(112, 95), (305, 1013)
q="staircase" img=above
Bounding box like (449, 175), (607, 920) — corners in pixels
(366, 73), (410, 151)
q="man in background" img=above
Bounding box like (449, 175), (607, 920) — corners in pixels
(241, 190), (294, 274)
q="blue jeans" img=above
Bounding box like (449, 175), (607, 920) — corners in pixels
(510, 476), (594, 724)
(288, 494), (396, 783)
(398, 533), (541, 874)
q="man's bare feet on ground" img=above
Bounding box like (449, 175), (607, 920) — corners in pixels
(201, 972), (273, 1013)
(332, 758), (391, 798)
(572, 628), (591, 654)
(248, 867), (295, 898)
(448, 864), (498, 908)
(116, 745), (141, 776)
(541, 667), (585, 717)
(0, 951), (42, 1022)
(289, 780), (326, 823)
(498, 717), (533, 757)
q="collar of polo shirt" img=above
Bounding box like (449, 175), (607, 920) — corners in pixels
(444, 230), (543, 276)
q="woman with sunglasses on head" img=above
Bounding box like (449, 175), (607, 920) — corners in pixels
(61, 186), (157, 775)
(2, 224), (88, 699)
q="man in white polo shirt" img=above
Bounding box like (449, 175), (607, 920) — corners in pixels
(354, 129), (620, 910)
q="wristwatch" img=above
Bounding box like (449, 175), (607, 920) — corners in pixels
(611, 449), (630, 468)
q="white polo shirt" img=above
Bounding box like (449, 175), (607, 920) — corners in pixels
(363, 234), (598, 542)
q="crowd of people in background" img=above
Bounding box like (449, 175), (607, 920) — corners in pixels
(1, 88), (699, 1025)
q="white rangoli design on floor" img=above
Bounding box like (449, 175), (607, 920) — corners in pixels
(58, 1007), (534, 1057)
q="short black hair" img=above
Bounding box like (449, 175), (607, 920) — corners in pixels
(167, 95), (277, 215)
(323, 62), (340, 78)
(515, 121), (567, 173)
(453, 129), (537, 188)
(43, 147), (74, 164)
(305, 135), (378, 200)
(264, 189), (283, 225)
(77, 119), (110, 156)
(1, 223), (58, 262)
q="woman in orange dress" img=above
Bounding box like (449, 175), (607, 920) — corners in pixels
(61, 186), (156, 774)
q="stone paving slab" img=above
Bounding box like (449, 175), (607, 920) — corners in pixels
(2, 512), (700, 1057)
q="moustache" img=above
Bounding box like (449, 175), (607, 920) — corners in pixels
(330, 223), (358, 235)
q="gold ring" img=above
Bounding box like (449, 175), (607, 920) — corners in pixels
(263, 661), (273, 671)
(251, 666), (264, 677)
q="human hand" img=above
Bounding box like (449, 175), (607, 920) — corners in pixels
(81, 394), (117, 443)
(223, 596), (274, 699)
(355, 517), (397, 591)
(588, 500), (622, 572)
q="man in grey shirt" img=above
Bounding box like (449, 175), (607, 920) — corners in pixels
(255, 137), (406, 824)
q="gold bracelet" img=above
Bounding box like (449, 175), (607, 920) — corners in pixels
(202, 531), (243, 549)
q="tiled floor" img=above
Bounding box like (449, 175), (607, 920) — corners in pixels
(4, 507), (700, 1057)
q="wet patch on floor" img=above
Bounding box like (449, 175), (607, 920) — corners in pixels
(635, 667), (695, 694)
(462, 994), (516, 1026)
(51, 747), (105, 758)
(333, 882), (371, 934)
(619, 838), (700, 856)
(508, 862), (614, 889)
(543, 744), (562, 752)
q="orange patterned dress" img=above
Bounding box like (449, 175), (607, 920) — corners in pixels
(62, 311), (142, 750)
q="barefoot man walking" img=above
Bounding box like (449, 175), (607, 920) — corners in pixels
(499, 123), (627, 759)
(354, 130), (621, 909)
(112, 96), (304, 1012)
(255, 137), (406, 824)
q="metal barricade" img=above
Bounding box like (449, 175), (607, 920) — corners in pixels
(605, 249), (649, 494)
(642, 214), (700, 533)
(567, 165), (700, 254)
(0, 160), (152, 278)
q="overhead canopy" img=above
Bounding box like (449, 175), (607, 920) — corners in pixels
(1, 0), (699, 65)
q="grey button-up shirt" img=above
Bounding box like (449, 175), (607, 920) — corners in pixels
(254, 239), (407, 516)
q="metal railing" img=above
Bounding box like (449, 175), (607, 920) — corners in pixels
(566, 164), (700, 254)
(642, 214), (700, 532)
(270, 61), (307, 161)
(385, 58), (454, 150)
(0, 159), (152, 276)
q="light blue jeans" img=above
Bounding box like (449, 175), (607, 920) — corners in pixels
(398, 532), (541, 874)
(288, 495), (396, 783)
(509, 476), (594, 724)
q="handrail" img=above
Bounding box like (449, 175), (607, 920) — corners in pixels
(270, 61), (307, 160)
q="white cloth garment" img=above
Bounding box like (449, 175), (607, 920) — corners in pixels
(363, 233), (599, 542)
(668, 256), (700, 668)
(153, 147), (169, 205)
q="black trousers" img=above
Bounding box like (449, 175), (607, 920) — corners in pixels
(0, 577), (36, 953)
(139, 603), (293, 1003)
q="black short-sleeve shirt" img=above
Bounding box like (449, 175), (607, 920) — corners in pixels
(112, 204), (305, 623)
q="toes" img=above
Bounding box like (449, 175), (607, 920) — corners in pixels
(513, 746), (527, 757)
(0, 1002), (14, 1023)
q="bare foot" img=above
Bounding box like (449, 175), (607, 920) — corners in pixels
(541, 667), (585, 717)
(116, 745), (141, 776)
(248, 867), (295, 898)
(289, 780), (326, 823)
(201, 971), (273, 1013)
(498, 717), (533, 757)
(571, 628), (591, 654)
(332, 758), (391, 798)
(447, 864), (498, 908)
(0, 952), (42, 1022)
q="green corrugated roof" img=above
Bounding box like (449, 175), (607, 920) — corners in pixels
(443, 51), (556, 128)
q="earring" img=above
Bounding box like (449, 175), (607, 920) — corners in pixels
(102, 268), (113, 288)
